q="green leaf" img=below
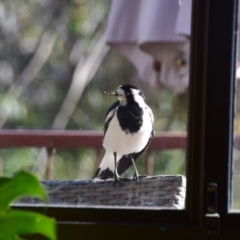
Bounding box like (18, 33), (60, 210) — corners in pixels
(0, 210), (56, 240)
(0, 177), (10, 186)
(0, 171), (46, 213)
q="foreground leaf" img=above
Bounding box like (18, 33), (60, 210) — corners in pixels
(0, 210), (56, 240)
(0, 171), (46, 213)
(0, 177), (10, 186)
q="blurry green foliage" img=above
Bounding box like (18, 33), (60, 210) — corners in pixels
(0, 171), (56, 240)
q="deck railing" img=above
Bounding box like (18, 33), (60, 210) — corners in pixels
(0, 130), (187, 179)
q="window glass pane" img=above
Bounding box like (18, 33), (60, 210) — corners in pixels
(0, 0), (191, 209)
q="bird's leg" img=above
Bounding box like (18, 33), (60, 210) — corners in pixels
(130, 155), (140, 182)
(114, 152), (119, 179)
(113, 152), (122, 185)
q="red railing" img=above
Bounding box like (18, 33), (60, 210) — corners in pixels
(0, 130), (187, 179)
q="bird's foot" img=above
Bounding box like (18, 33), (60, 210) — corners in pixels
(130, 173), (147, 182)
(112, 173), (129, 186)
(132, 172), (140, 182)
(112, 176), (123, 186)
(111, 174), (132, 186)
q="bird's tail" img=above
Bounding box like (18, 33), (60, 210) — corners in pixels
(93, 152), (115, 179)
(92, 151), (139, 180)
(93, 140), (152, 180)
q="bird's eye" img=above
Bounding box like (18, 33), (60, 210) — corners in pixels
(126, 92), (130, 96)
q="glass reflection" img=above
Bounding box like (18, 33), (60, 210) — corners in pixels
(0, 0), (190, 209)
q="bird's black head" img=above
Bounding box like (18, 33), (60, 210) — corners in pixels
(104, 84), (145, 106)
(117, 84), (145, 106)
(119, 84), (138, 92)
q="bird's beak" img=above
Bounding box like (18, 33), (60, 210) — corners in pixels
(104, 91), (118, 96)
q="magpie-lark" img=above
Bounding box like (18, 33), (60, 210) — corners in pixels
(93, 84), (154, 181)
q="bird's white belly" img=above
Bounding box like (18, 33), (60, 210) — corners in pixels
(103, 112), (152, 156)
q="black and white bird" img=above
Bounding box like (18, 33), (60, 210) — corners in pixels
(93, 84), (154, 181)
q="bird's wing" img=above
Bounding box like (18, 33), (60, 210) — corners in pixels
(103, 101), (119, 135)
(117, 105), (155, 175)
(146, 104), (155, 137)
(117, 137), (152, 175)
(93, 101), (119, 179)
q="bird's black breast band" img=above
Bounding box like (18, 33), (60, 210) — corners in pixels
(117, 104), (143, 134)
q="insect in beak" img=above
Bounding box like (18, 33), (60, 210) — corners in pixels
(104, 91), (118, 96)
